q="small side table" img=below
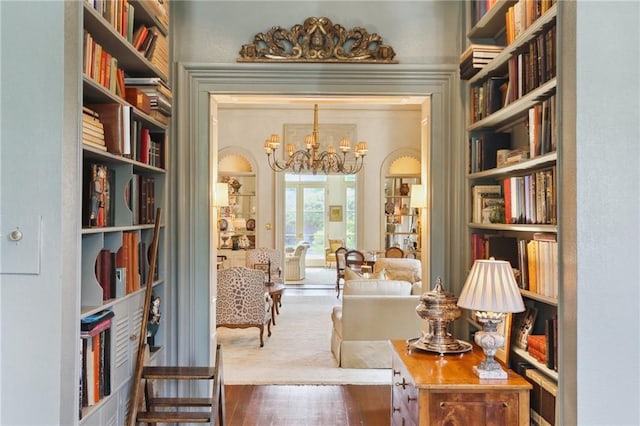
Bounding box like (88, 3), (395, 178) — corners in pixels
(265, 283), (285, 326)
(390, 340), (531, 425)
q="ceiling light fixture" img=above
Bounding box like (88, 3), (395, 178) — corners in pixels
(263, 104), (367, 175)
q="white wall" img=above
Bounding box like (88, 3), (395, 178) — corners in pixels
(0, 2), (81, 424)
(217, 105), (421, 251)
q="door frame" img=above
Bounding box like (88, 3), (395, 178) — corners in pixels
(174, 63), (463, 366)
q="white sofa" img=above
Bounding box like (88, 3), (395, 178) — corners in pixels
(330, 279), (423, 368)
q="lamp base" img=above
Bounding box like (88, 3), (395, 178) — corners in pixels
(472, 365), (508, 379)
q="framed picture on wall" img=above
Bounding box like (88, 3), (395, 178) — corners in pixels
(329, 205), (343, 222)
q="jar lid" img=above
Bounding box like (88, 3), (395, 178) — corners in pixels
(419, 277), (458, 306)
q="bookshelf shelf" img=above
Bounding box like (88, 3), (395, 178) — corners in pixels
(467, 0), (517, 40)
(78, 1), (171, 423)
(468, 152), (557, 180)
(463, 3), (559, 422)
(520, 289), (558, 306)
(512, 347), (558, 381)
(383, 175), (420, 251)
(83, 3), (167, 80)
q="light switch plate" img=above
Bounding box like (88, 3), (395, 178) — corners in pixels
(0, 214), (42, 274)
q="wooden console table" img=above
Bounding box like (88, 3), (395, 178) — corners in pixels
(390, 340), (531, 426)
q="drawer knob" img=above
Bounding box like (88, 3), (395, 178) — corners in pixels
(393, 369), (401, 376)
(407, 395), (417, 402)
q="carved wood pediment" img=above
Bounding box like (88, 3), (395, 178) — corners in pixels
(237, 17), (397, 63)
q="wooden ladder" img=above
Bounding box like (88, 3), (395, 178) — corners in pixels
(127, 209), (225, 425)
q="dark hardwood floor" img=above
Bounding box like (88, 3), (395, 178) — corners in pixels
(224, 385), (391, 425)
(223, 269), (389, 425)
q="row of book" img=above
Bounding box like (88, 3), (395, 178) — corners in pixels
(506, 25), (557, 104)
(469, 29), (556, 125)
(132, 25), (169, 77)
(513, 357), (557, 426)
(471, 233), (558, 299)
(83, 31), (126, 97)
(470, 167), (556, 226)
(95, 229), (154, 302)
(79, 310), (113, 415)
(469, 0), (500, 28)
(459, 43), (504, 80)
(126, 77), (173, 126)
(86, 0), (136, 42)
(83, 103), (166, 167)
(505, 0), (557, 45)
(82, 162), (157, 228)
(527, 94), (557, 158)
(503, 167), (556, 225)
(468, 132), (510, 173)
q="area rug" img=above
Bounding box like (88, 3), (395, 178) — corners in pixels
(216, 294), (391, 385)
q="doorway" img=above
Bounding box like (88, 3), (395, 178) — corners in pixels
(284, 174), (357, 268)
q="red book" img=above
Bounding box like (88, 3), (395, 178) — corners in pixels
(503, 177), (512, 224)
(140, 128), (150, 164)
(527, 334), (546, 351)
(96, 249), (112, 301)
(527, 346), (547, 364)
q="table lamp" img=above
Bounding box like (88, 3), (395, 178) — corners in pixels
(409, 184), (426, 249)
(213, 183), (229, 248)
(457, 258), (525, 379)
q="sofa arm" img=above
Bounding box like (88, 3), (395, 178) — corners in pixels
(341, 295), (422, 341)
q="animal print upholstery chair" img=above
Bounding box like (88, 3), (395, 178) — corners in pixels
(216, 267), (272, 347)
(245, 247), (283, 284)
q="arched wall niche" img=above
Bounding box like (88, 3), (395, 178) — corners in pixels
(218, 147), (257, 174)
(381, 149), (421, 176)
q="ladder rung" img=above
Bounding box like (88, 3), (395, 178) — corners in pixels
(149, 397), (213, 407)
(142, 366), (217, 380)
(136, 410), (212, 423)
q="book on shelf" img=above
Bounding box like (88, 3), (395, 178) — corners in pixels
(524, 367), (557, 426)
(468, 132), (511, 173)
(85, 103), (132, 156)
(96, 249), (113, 301)
(460, 43), (504, 62)
(80, 309), (115, 332)
(471, 184), (501, 223)
(527, 334), (547, 363)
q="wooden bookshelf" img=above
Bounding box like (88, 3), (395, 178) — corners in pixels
(79, 1), (171, 424)
(463, 1), (560, 424)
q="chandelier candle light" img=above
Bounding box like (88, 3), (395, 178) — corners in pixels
(263, 104), (367, 174)
(457, 258), (525, 379)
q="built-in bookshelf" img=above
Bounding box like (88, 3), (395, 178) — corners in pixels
(78, 1), (170, 424)
(383, 175), (420, 251)
(463, 1), (558, 425)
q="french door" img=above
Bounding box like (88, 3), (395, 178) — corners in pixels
(284, 175), (327, 263)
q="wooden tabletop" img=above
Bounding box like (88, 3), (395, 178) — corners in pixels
(390, 340), (532, 391)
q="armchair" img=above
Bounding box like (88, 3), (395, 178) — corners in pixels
(216, 267), (272, 347)
(285, 241), (310, 281)
(246, 247), (283, 284)
(325, 239), (344, 267)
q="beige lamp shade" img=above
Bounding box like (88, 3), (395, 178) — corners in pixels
(409, 184), (426, 208)
(457, 258), (525, 313)
(213, 182), (229, 207)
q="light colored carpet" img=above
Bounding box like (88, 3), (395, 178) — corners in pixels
(216, 294), (391, 385)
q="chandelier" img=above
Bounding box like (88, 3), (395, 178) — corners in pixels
(263, 104), (367, 174)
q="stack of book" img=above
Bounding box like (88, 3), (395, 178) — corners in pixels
(125, 77), (172, 125)
(82, 107), (106, 151)
(80, 310), (114, 413)
(460, 44), (504, 80)
(527, 334), (547, 364)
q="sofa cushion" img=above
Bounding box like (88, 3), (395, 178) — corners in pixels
(386, 268), (418, 283)
(344, 267), (386, 281)
(343, 279), (412, 296)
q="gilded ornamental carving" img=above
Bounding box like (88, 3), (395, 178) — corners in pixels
(238, 17), (397, 63)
